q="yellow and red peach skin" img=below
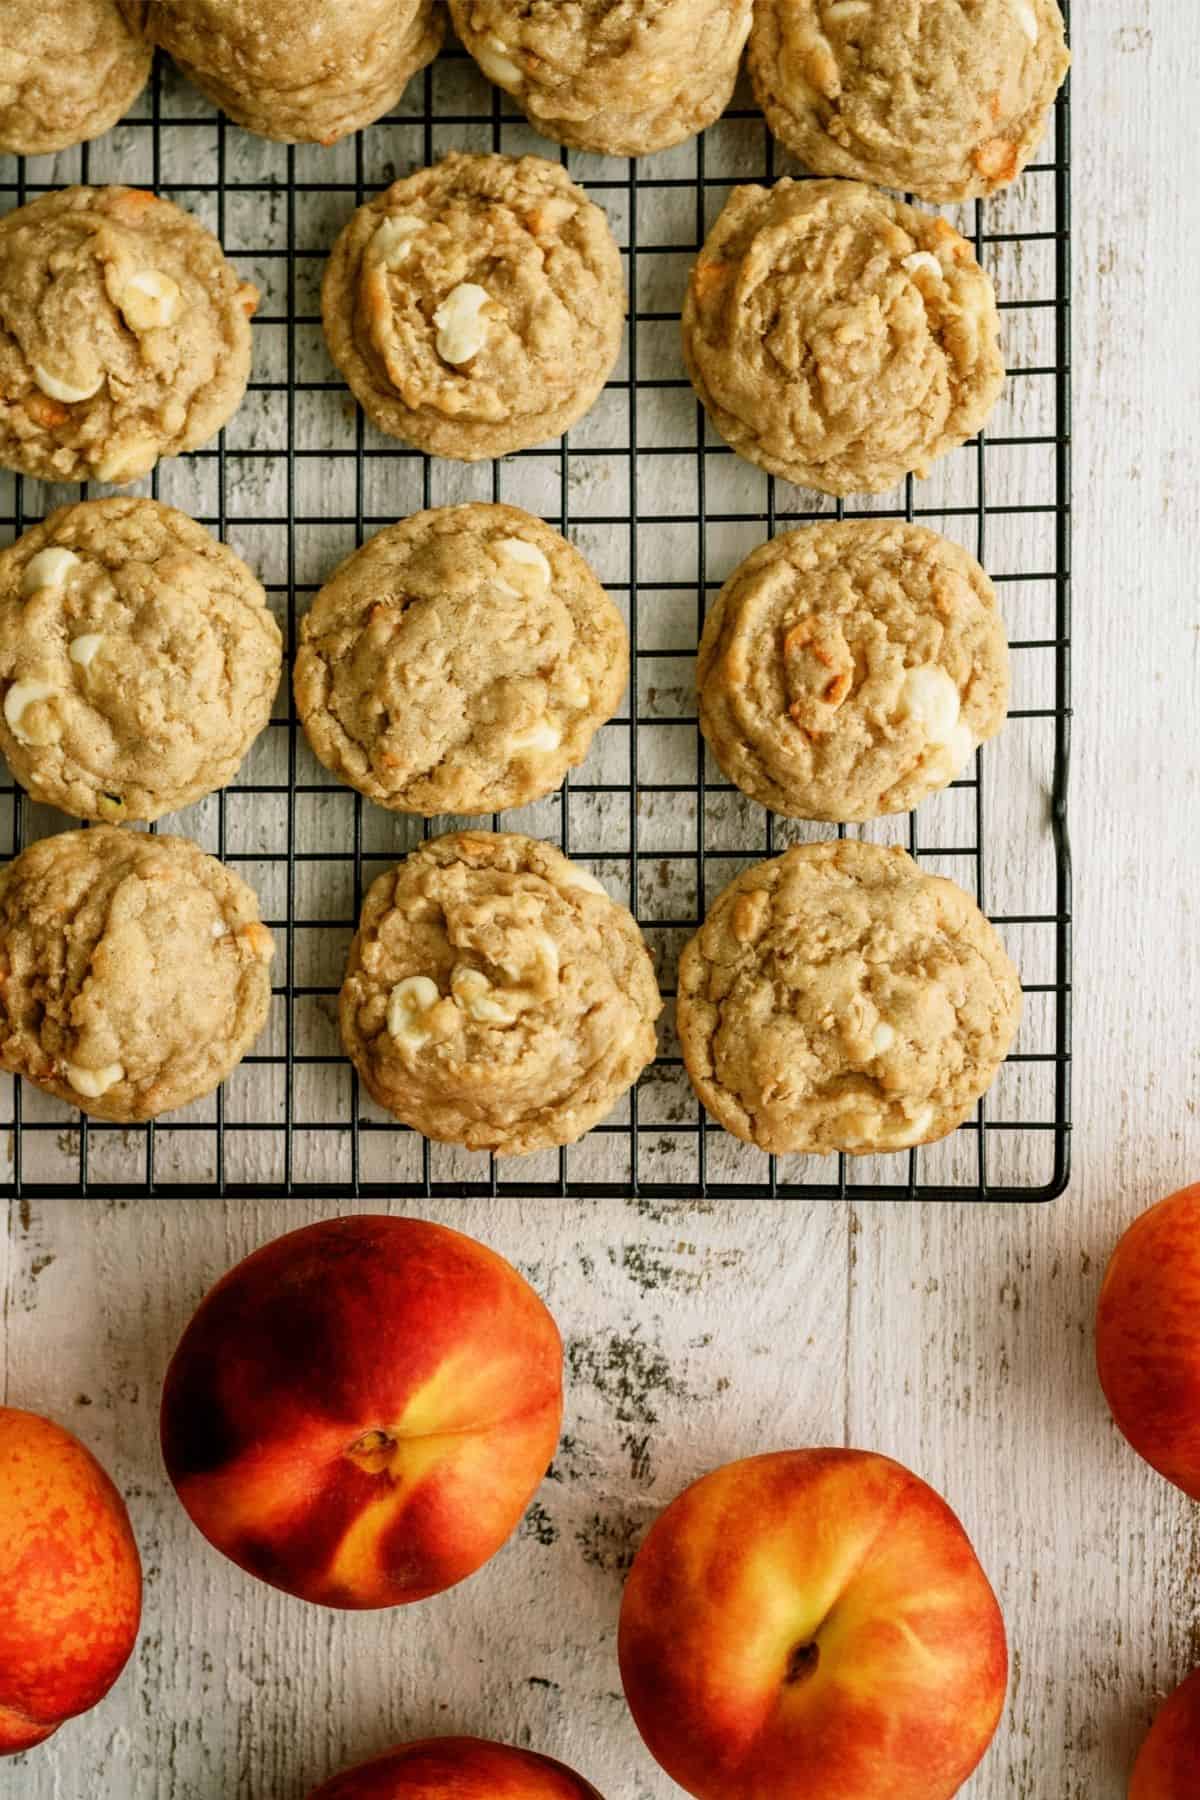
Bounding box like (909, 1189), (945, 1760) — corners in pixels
(304, 1735), (604, 1798)
(1130, 1667), (1200, 1799)
(618, 1448), (1007, 1800)
(1096, 1183), (1200, 1500)
(0, 1407), (141, 1756)
(160, 1214), (563, 1608)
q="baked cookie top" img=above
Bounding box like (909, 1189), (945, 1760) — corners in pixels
(749, 0), (1070, 205)
(0, 0), (150, 157)
(677, 839), (1021, 1156)
(0, 827), (274, 1122)
(340, 831), (661, 1155)
(322, 154), (625, 462)
(295, 504), (627, 818)
(0, 497), (281, 824)
(0, 186), (257, 487)
(682, 179), (1004, 497)
(450, 0), (752, 156)
(142, 0), (443, 145)
(698, 522), (1009, 823)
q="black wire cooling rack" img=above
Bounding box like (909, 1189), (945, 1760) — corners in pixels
(0, 31), (1071, 1201)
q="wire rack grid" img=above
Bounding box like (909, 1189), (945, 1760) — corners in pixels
(0, 29), (1071, 1201)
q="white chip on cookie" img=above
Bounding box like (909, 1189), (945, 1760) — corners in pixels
(451, 965), (516, 1025)
(387, 974), (441, 1048)
(510, 719), (561, 753)
(476, 35), (523, 88)
(871, 1021), (897, 1054)
(33, 361), (104, 404)
(21, 547), (81, 595)
(1014, 0), (1039, 41)
(119, 269), (183, 332)
(68, 633), (104, 669)
(433, 283), (491, 364)
(902, 251), (944, 279)
(495, 537), (552, 597)
(897, 664), (961, 743)
(4, 679), (58, 745)
(65, 1060), (124, 1098)
(372, 216), (424, 267)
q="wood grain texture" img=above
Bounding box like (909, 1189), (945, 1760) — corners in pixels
(3, 3), (1200, 1796)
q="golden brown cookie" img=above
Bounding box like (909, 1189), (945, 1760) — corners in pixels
(322, 154), (625, 462)
(142, 0), (443, 145)
(0, 497), (281, 823)
(749, 0), (1070, 204)
(698, 522), (1009, 823)
(340, 831), (661, 1155)
(449, 0), (752, 156)
(0, 0), (150, 156)
(0, 827), (275, 1121)
(677, 839), (1021, 1155)
(0, 185), (258, 487)
(682, 178), (1004, 497)
(295, 504), (626, 818)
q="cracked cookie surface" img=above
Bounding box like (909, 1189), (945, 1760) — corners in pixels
(323, 154), (625, 461)
(450, 0), (752, 156)
(143, 0), (443, 145)
(698, 521), (1009, 823)
(682, 178), (1004, 497)
(0, 827), (274, 1122)
(0, 0), (150, 156)
(0, 497), (281, 823)
(295, 503), (626, 818)
(341, 831), (661, 1155)
(0, 185), (257, 487)
(677, 838), (1021, 1155)
(749, 0), (1070, 204)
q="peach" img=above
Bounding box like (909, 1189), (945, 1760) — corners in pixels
(1130, 1668), (1200, 1798)
(304, 1736), (604, 1798)
(1096, 1183), (1200, 1498)
(618, 1449), (1007, 1800)
(160, 1214), (563, 1608)
(0, 1407), (141, 1756)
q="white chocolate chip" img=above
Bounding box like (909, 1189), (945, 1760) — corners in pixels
(119, 269), (182, 332)
(902, 251), (944, 280)
(387, 975), (441, 1048)
(495, 537), (552, 598)
(945, 720), (977, 774)
(433, 283), (491, 365)
(210, 920), (228, 939)
(451, 965), (516, 1025)
(1014, 0), (1039, 41)
(372, 215), (423, 267)
(510, 719), (561, 753)
(65, 1061), (124, 1099)
(476, 35), (523, 87)
(20, 547), (81, 595)
(94, 438), (158, 485)
(562, 867), (607, 896)
(897, 664), (961, 744)
(886, 1105), (934, 1147)
(4, 679), (58, 745)
(33, 361), (103, 404)
(69, 634), (104, 669)
(871, 1021), (897, 1054)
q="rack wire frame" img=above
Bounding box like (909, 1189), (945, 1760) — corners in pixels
(0, 29), (1071, 1201)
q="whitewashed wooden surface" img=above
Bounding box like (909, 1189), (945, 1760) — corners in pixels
(2, 3), (1199, 1796)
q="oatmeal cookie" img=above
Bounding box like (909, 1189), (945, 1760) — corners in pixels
(0, 185), (257, 487)
(698, 521), (1008, 822)
(0, 497), (281, 823)
(295, 504), (626, 817)
(340, 831), (661, 1154)
(322, 154), (625, 461)
(677, 838), (1021, 1155)
(0, 0), (150, 157)
(0, 826), (274, 1121)
(682, 178), (1004, 496)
